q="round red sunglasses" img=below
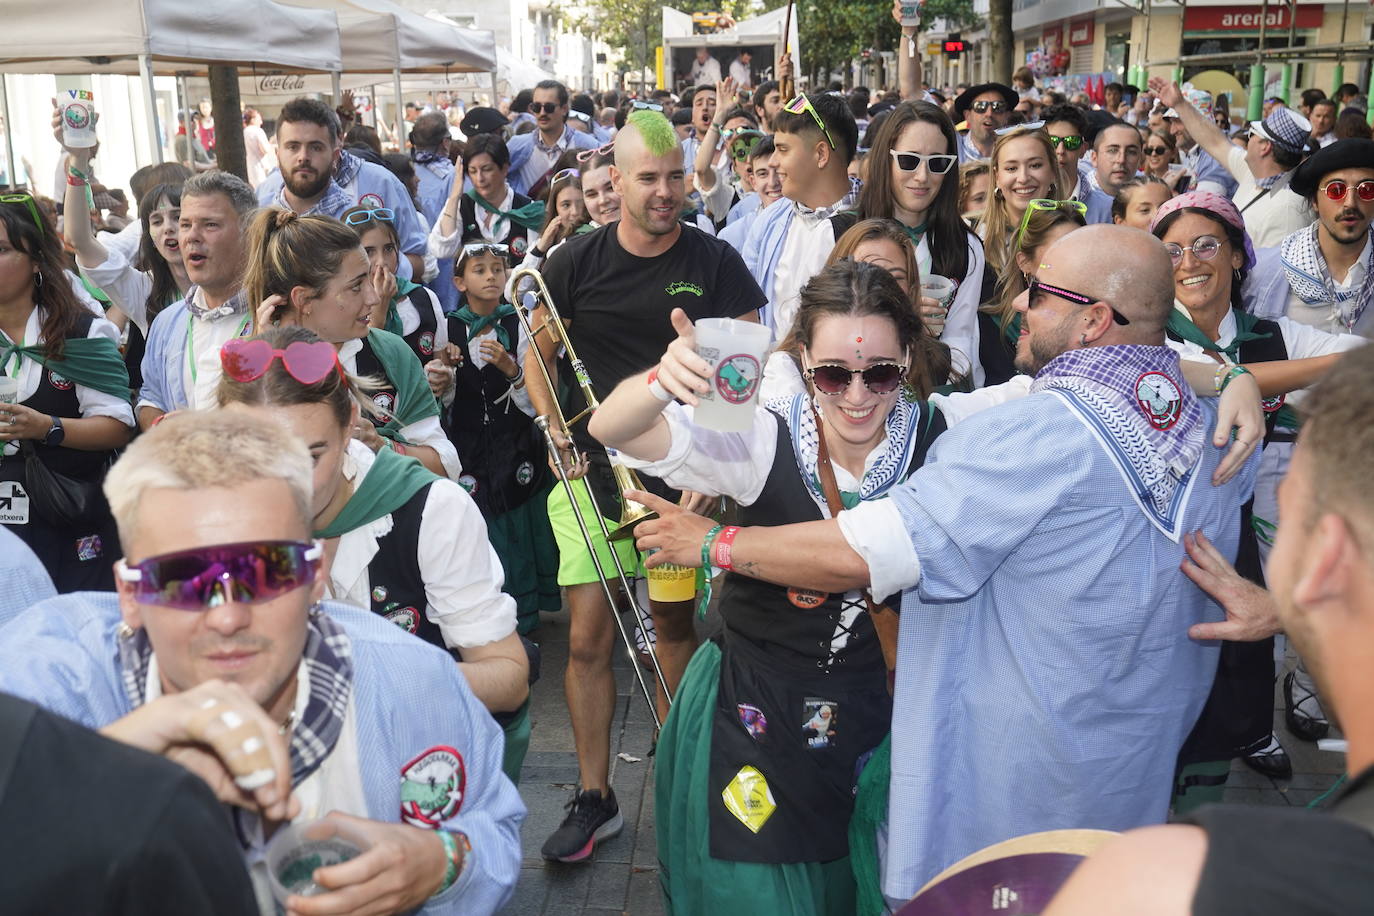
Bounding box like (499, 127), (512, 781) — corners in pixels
(1320, 179), (1374, 203)
(221, 339), (341, 385)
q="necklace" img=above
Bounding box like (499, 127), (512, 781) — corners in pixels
(279, 710), (297, 736)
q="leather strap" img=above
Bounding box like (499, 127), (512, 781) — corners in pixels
(809, 403), (900, 684)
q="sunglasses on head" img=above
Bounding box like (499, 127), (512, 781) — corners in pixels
(889, 150), (958, 174)
(576, 141), (615, 163)
(782, 94), (837, 151)
(1321, 179), (1374, 202)
(116, 540), (323, 611)
(529, 102), (561, 115)
(1027, 277), (1130, 325)
(1163, 234), (1224, 266)
(1047, 134), (1083, 151)
(630, 100), (665, 113)
(343, 207), (395, 226)
(552, 167), (581, 183)
(728, 130), (765, 161)
(971, 100), (1008, 114)
(0, 193), (45, 238)
(1012, 198), (1087, 250)
(994, 120), (1044, 136)
(221, 338), (342, 385)
(805, 362), (907, 396)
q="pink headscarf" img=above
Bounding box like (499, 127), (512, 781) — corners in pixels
(1149, 190), (1257, 270)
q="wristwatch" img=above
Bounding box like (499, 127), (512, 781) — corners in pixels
(43, 415), (65, 447)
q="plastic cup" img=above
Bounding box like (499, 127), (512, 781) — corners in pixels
(60, 90), (98, 149)
(693, 318), (772, 433)
(265, 818), (370, 904)
(920, 274), (956, 309)
(647, 561), (697, 602)
(0, 377), (17, 404)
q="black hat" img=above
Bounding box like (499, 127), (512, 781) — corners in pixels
(459, 107), (508, 137)
(1290, 138), (1374, 198)
(671, 108), (693, 126)
(954, 82), (1018, 120)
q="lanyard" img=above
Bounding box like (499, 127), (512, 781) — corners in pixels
(186, 310), (252, 388)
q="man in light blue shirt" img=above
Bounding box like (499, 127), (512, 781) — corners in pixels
(1084, 121), (1144, 224)
(505, 80), (599, 198)
(409, 112), (458, 313)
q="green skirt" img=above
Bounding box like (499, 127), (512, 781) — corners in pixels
(500, 699), (531, 786)
(486, 484), (562, 635)
(655, 641), (857, 916)
(849, 734), (891, 916)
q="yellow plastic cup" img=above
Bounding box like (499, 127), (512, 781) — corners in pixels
(647, 562), (697, 603)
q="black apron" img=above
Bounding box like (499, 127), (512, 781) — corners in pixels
(707, 403), (945, 864)
(367, 483), (446, 652)
(1176, 315), (1288, 766)
(353, 337), (403, 430)
(458, 193), (535, 267)
(398, 286), (440, 366)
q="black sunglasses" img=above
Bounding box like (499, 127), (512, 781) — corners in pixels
(804, 362), (907, 396)
(971, 100), (1008, 114)
(1028, 278), (1130, 325)
(1143, 145), (1170, 155)
(529, 102), (561, 115)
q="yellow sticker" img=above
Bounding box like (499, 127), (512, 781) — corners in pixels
(722, 765), (777, 834)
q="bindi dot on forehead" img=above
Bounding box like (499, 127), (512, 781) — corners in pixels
(856, 336), (863, 343)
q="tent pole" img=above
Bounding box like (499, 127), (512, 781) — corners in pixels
(139, 54), (164, 164)
(490, 69), (499, 107)
(332, 71), (342, 104)
(0, 75), (17, 189)
(393, 67), (404, 146)
(176, 75), (190, 168)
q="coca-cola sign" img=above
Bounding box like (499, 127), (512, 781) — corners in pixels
(257, 73), (308, 94)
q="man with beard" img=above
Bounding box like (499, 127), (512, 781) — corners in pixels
(952, 82), (1017, 161)
(506, 80), (600, 199)
(1161, 86), (1237, 197)
(1083, 120), (1145, 223)
(631, 224), (1261, 905)
(1043, 345), (1374, 916)
(256, 98), (426, 279)
(524, 109), (764, 863)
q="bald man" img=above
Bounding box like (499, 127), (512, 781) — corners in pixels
(524, 110), (765, 862)
(634, 224), (1262, 902)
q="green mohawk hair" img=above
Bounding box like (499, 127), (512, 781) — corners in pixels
(626, 109), (678, 157)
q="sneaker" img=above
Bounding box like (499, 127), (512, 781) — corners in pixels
(540, 787), (623, 863)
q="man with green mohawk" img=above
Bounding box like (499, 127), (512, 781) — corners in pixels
(525, 108), (766, 862)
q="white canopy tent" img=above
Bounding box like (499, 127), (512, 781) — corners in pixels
(0, 0), (342, 180)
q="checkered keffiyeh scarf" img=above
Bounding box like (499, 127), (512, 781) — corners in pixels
(1033, 345), (1203, 520)
(117, 605), (354, 787)
(794, 177), (861, 223)
(1281, 223), (1373, 332)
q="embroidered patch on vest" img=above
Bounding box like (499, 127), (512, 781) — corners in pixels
(510, 235), (528, 258)
(400, 746), (467, 828)
(715, 354), (761, 405)
(372, 391), (396, 413)
(458, 474), (478, 494)
(1134, 371), (1182, 430)
(722, 765), (776, 833)
(385, 606), (420, 633)
(787, 587), (827, 609)
(515, 461), (534, 486)
(47, 371), (74, 391)
(418, 331), (435, 356)
(371, 585), (388, 603)
(1261, 394), (1285, 414)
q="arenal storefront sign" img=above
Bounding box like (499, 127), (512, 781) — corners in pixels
(1183, 5), (1323, 31)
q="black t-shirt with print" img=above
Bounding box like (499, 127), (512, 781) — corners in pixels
(540, 220), (766, 455)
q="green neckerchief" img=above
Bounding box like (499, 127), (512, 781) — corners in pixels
(365, 328), (440, 440)
(452, 303), (516, 351)
(80, 274), (111, 305)
(900, 221), (929, 245)
(574, 222), (597, 236)
(464, 187), (546, 231)
(1166, 307), (1272, 362)
(0, 332), (131, 402)
(313, 444), (439, 539)
(385, 277), (423, 338)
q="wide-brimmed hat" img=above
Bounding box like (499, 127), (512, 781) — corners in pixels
(1290, 138), (1374, 197)
(954, 83), (1018, 120)
(1248, 107), (1312, 156)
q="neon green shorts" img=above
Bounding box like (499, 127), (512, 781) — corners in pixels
(547, 477), (645, 587)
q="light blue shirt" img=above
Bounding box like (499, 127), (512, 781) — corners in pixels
(0, 528), (56, 627)
(844, 394), (1257, 902)
(413, 155), (459, 314)
(1084, 186), (1115, 224)
(0, 592), (525, 914)
(506, 124), (600, 197)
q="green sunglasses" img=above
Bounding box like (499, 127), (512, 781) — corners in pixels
(782, 94), (836, 151)
(1012, 198), (1087, 252)
(728, 129), (765, 161)
(0, 193), (45, 238)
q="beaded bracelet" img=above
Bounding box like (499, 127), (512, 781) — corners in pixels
(434, 830), (469, 896)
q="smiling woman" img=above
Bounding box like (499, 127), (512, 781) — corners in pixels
(981, 126), (1065, 280)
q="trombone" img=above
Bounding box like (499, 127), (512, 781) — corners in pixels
(510, 266), (673, 727)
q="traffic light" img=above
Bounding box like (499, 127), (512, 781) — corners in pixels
(944, 34), (964, 58)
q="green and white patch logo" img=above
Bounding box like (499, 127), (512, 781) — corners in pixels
(665, 281), (704, 297)
(399, 745), (467, 828)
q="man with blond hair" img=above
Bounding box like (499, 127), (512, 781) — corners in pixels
(0, 410), (523, 914)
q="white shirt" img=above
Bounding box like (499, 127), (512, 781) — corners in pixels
(325, 440), (518, 649)
(79, 245), (153, 333)
(183, 291), (253, 410)
(1282, 233), (1372, 337)
(729, 58), (752, 87)
(770, 209), (839, 340)
(689, 56), (722, 86)
(394, 284), (449, 352)
(1226, 146), (1315, 249)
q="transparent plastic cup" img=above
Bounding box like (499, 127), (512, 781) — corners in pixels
(920, 274), (956, 309)
(0, 377), (18, 404)
(693, 318), (773, 433)
(60, 90), (97, 149)
(265, 818), (370, 904)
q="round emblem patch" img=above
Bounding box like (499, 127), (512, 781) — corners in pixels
(1134, 371), (1183, 430)
(400, 745), (467, 828)
(715, 354), (761, 405)
(458, 474), (478, 493)
(358, 193), (385, 209)
(385, 606), (420, 633)
(787, 587), (828, 609)
(63, 105), (92, 130)
(418, 331), (435, 356)
(371, 585), (388, 603)
(1261, 394), (1285, 414)
(373, 391), (396, 413)
(48, 371), (74, 391)
(510, 236), (528, 258)
(515, 461), (534, 486)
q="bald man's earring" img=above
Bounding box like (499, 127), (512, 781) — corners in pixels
(116, 622), (136, 640)
(1079, 334), (1088, 346)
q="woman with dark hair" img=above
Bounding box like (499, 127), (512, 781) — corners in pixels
(858, 101), (987, 384)
(343, 205), (448, 366)
(430, 133), (542, 269)
(0, 194), (134, 589)
(1110, 174), (1172, 230)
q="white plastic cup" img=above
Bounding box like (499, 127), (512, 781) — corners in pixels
(920, 274), (956, 309)
(0, 377), (17, 404)
(898, 2), (921, 27)
(265, 818), (370, 904)
(693, 318), (772, 433)
(60, 90), (97, 149)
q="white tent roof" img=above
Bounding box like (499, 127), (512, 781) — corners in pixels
(0, 0), (343, 75)
(278, 0), (496, 73)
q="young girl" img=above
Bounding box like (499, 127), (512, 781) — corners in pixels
(958, 160), (991, 225)
(425, 243), (561, 637)
(430, 133), (542, 269)
(342, 204), (448, 366)
(246, 210), (460, 481)
(217, 325), (531, 782)
(515, 168), (588, 277)
(1111, 175), (1173, 230)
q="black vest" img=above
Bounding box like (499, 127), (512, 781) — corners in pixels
(458, 193), (534, 266)
(365, 482), (456, 659)
(353, 337), (402, 428)
(399, 286), (439, 365)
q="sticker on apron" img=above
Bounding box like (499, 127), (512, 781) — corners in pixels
(787, 587), (828, 609)
(0, 481), (30, 526)
(737, 703), (768, 740)
(722, 765), (776, 834)
(75, 535), (102, 562)
(802, 698), (838, 749)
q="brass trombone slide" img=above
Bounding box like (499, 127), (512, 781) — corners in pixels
(511, 267), (673, 725)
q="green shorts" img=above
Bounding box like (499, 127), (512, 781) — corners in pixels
(547, 476), (645, 587)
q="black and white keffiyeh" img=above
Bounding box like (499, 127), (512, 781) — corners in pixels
(1280, 223), (1373, 332)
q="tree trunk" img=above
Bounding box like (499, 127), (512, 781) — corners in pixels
(987, 0), (1014, 84)
(208, 65), (246, 181)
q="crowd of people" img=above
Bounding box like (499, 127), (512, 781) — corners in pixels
(1, 19), (1372, 915)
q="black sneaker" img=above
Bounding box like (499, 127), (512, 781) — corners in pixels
(540, 787), (623, 862)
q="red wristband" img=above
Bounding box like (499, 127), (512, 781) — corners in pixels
(712, 525), (741, 570)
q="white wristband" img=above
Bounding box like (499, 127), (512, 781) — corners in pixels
(646, 367), (674, 403)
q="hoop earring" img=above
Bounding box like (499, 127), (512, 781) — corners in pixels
(1079, 333), (1088, 347)
(33, 271), (43, 289)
